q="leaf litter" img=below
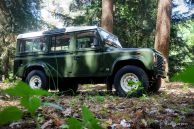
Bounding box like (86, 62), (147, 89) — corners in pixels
(0, 82), (194, 129)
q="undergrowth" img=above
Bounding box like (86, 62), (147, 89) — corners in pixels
(0, 81), (103, 129)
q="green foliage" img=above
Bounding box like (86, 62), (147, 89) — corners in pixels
(5, 81), (50, 97)
(179, 106), (193, 114)
(127, 80), (144, 96)
(68, 106), (103, 129)
(21, 97), (41, 114)
(114, 0), (157, 48)
(5, 81), (50, 115)
(0, 0), (42, 33)
(169, 20), (194, 76)
(0, 0), (42, 79)
(82, 106), (103, 129)
(95, 96), (105, 103)
(140, 94), (149, 101)
(68, 118), (82, 129)
(72, 1), (193, 77)
(0, 106), (22, 125)
(172, 65), (194, 85)
(128, 80), (142, 87)
(0, 81), (50, 125)
(70, 0), (157, 48)
(73, 0), (101, 26)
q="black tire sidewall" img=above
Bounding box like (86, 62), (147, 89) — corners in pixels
(114, 65), (149, 97)
(26, 70), (47, 89)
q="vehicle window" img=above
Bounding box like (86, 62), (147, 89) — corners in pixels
(21, 37), (47, 53)
(51, 34), (70, 51)
(76, 32), (99, 49)
(98, 28), (122, 48)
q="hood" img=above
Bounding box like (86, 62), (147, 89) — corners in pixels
(109, 47), (155, 53)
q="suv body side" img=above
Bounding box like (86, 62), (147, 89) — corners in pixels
(14, 29), (161, 79)
(14, 26), (166, 96)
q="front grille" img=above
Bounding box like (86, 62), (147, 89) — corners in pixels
(156, 54), (165, 71)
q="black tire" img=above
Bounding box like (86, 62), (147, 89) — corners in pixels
(25, 70), (47, 89)
(114, 65), (149, 97)
(148, 78), (161, 93)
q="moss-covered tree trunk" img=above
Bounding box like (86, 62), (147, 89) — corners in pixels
(1, 35), (10, 79)
(154, 0), (171, 76)
(2, 52), (9, 79)
(101, 0), (113, 33)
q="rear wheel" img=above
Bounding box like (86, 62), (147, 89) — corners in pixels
(114, 65), (149, 97)
(25, 70), (47, 89)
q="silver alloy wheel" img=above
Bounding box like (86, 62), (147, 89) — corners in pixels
(29, 75), (42, 89)
(120, 73), (139, 93)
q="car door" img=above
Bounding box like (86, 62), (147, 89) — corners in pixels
(48, 33), (75, 77)
(72, 31), (104, 77)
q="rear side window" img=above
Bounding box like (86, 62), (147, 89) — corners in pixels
(76, 31), (99, 49)
(51, 34), (70, 52)
(19, 37), (48, 53)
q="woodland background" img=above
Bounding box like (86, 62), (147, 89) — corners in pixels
(0, 0), (194, 80)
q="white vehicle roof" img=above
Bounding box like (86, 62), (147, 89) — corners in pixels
(17, 26), (98, 39)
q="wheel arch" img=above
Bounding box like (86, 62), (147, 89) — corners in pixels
(22, 62), (63, 80)
(23, 64), (48, 80)
(111, 59), (149, 77)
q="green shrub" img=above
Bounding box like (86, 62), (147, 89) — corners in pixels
(68, 106), (103, 129)
(0, 81), (50, 125)
(172, 65), (194, 85)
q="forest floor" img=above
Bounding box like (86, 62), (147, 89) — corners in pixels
(0, 82), (194, 129)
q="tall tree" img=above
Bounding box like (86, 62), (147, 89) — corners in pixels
(0, 0), (41, 79)
(154, 0), (172, 75)
(101, 0), (113, 33)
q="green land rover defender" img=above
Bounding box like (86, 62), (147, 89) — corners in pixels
(14, 26), (166, 96)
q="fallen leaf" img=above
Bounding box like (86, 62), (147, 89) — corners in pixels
(41, 119), (52, 129)
(53, 117), (62, 127)
(62, 108), (72, 117)
(120, 119), (131, 128)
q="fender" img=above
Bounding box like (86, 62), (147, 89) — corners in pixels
(19, 62), (63, 78)
(110, 54), (154, 75)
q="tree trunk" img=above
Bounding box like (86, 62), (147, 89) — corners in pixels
(101, 0), (113, 33)
(2, 35), (10, 79)
(2, 53), (9, 79)
(154, 0), (171, 78)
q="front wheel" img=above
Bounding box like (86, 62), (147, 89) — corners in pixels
(25, 70), (48, 89)
(114, 66), (149, 97)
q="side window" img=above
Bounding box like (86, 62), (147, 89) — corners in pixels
(20, 37), (48, 53)
(25, 40), (33, 52)
(76, 32), (99, 49)
(51, 34), (70, 52)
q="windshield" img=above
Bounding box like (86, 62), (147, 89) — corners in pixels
(98, 28), (122, 48)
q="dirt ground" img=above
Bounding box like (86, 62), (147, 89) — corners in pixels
(0, 82), (194, 129)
